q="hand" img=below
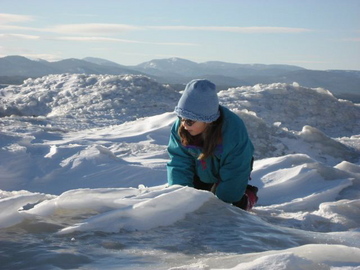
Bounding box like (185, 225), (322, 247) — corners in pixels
(232, 185), (258, 211)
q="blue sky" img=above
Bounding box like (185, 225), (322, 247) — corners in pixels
(1, 0), (359, 70)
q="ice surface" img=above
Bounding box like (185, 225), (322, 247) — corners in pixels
(0, 74), (359, 269)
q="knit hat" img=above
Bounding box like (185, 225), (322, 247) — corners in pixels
(175, 79), (220, 123)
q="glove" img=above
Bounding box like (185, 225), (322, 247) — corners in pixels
(232, 185), (258, 211)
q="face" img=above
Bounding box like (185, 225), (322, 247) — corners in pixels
(180, 119), (208, 136)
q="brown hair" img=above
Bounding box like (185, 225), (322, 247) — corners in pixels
(178, 111), (223, 160)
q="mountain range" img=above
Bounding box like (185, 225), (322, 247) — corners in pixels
(1, 55), (359, 102)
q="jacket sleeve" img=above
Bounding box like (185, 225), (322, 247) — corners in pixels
(215, 125), (254, 203)
(166, 120), (195, 187)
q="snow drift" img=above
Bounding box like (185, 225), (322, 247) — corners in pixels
(0, 74), (359, 269)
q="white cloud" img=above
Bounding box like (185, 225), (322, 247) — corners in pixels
(56, 36), (142, 43)
(343, 37), (360, 42)
(148, 26), (313, 33)
(0, 21), (143, 35)
(55, 36), (198, 46)
(0, 33), (40, 40)
(0, 15), (313, 36)
(0, 25), (45, 32)
(1, 19), (312, 35)
(49, 24), (143, 34)
(0, 13), (34, 24)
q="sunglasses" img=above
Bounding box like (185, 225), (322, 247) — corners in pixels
(178, 117), (196, 127)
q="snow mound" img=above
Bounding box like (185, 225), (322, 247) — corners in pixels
(0, 74), (180, 125)
(219, 82), (360, 137)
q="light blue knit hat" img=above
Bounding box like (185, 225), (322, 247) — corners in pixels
(175, 79), (220, 123)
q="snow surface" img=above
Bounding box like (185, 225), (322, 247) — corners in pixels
(0, 74), (359, 269)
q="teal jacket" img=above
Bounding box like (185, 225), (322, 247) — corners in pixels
(167, 106), (254, 203)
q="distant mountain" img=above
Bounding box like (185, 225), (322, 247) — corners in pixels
(0, 55), (143, 79)
(83, 57), (127, 68)
(266, 69), (360, 94)
(131, 58), (360, 99)
(0, 55), (359, 102)
(199, 61), (305, 77)
(49, 58), (139, 75)
(129, 57), (308, 88)
(0, 56), (60, 77)
(133, 58), (200, 76)
(132, 57), (305, 79)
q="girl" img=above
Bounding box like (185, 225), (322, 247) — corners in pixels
(167, 79), (258, 210)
